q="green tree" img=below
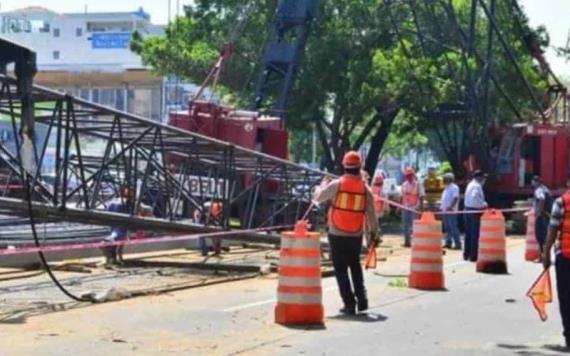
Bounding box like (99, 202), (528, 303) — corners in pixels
(132, 0), (549, 177)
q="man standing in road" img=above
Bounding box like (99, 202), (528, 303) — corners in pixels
(401, 167), (424, 247)
(102, 187), (132, 267)
(543, 174), (570, 349)
(464, 170), (488, 262)
(533, 175), (551, 254)
(441, 173), (461, 250)
(314, 151), (378, 315)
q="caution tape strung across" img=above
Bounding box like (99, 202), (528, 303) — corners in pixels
(375, 195), (530, 216)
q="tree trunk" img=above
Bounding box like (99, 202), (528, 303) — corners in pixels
(364, 108), (399, 178)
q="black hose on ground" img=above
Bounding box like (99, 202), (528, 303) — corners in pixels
(23, 169), (96, 303)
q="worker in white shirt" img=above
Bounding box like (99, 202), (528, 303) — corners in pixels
(464, 170), (488, 262)
(441, 173), (461, 250)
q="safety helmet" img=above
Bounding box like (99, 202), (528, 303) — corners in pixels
(342, 151), (362, 169)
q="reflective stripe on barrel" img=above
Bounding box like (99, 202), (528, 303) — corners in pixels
(275, 230), (324, 325)
(525, 212), (540, 261)
(477, 210), (508, 274)
(409, 213), (445, 290)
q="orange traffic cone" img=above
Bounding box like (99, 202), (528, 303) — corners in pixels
(408, 212), (445, 290)
(275, 221), (324, 326)
(477, 209), (508, 274)
(525, 211), (541, 262)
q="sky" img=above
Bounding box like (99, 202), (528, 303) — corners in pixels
(0, 0), (569, 76)
(519, 0), (570, 78)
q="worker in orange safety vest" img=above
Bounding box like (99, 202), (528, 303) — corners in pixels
(401, 167), (425, 247)
(314, 151), (378, 315)
(371, 173), (385, 220)
(543, 174), (570, 349)
(197, 200), (225, 256)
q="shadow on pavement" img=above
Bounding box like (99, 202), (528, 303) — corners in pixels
(496, 343), (570, 356)
(542, 344), (570, 354)
(281, 324), (327, 331)
(329, 312), (388, 323)
(496, 343), (528, 350)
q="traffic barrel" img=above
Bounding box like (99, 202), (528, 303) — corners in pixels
(408, 212), (445, 290)
(477, 209), (508, 274)
(524, 211), (541, 262)
(275, 221), (324, 326)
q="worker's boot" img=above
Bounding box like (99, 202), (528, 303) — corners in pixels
(356, 288), (369, 313)
(339, 305), (356, 315)
(102, 247), (117, 268)
(357, 299), (369, 313)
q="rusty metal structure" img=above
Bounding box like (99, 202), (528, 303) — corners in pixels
(0, 39), (328, 245)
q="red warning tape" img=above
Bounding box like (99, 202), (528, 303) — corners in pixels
(376, 195), (530, 215)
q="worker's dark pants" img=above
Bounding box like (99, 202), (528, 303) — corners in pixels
(328, 234), (366, 308)
(556, 254), (570, 344)
(464, 208), (482, 262)
(535, 215), (549, 252)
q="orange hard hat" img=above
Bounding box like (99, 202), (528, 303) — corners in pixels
(342, 151), (362, 169)
(404, 167), (416, 177)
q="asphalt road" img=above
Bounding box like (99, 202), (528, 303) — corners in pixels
(1, 238), (568, 356)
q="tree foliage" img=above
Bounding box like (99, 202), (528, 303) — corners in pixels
(132, 0), (550, 176)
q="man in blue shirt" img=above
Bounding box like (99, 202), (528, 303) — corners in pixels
(441, 173), (461, 250)
(102, 187), (131, 267)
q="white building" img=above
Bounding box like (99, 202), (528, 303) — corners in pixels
(0, 6), (166, 121)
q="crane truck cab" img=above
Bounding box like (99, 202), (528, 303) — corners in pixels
(488, 123), (570, 204)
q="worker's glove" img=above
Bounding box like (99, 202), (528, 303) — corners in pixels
(368, 233), (382, 248)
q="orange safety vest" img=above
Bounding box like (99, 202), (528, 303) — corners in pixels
(561, 192), (570, 258)
(403, 180), (419, 207)
(205, 202), (223, 226)
(329, 175), (367, 233)
(371, 178), (384, 216)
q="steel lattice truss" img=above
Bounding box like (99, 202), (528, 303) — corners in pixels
(0, 74), (327, 234)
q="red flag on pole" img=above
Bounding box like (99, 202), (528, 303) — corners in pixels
(527, 269), (553, 322)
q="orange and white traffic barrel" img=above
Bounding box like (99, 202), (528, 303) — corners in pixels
(524, 211), (541, 262)
(477, 209), (508, 274)
(275, 221), (324, 326)
(408, 212), (445, 290)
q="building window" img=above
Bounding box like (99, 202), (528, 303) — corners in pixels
(92, 88), (100, 103)
(100, 88), (115, 108)
(53, 28), (60, 37)
(53, 51), (60, 60)
(76, 28), (83, 37)
(115, 89), (125, 111)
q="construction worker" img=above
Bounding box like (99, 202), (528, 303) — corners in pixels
(401, 167), (424, 247)
(423, 166), (444, 211)
(198, 200), (225, 256)
(464, 170), (488, 262)
(543, 173), (570, 349)
(441, 173), (461, 250)
(532, 175), (552, 254)
(314, 151), (378, 315)
(102, 187), (132, 267)
(371, 173), (385, 221)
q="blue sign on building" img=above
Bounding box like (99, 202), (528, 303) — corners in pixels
(91, 32), (132, 49)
